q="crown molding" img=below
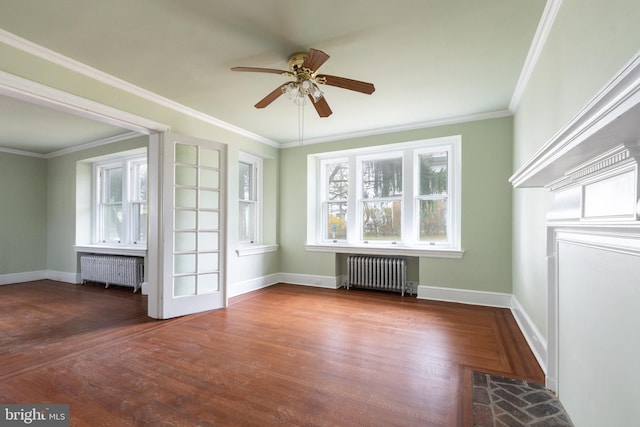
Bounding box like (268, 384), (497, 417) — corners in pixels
(46, 132), (142, 158)
(0, 131), (142, 159)
(0, 28), (278, 148)
(0, 146), (47, 158)
(509, 0), (563, 112)
(280, 109), (512, 149)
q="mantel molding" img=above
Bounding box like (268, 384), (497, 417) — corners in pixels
(510, 51), (640, 188)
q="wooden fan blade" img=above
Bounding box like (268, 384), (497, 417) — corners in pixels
(317, 74), (375, 94)
(231, 66), (291, 76)
(255, 84), (287, 108)
(309, 95), (332, 117)
(303, 48), (330, 72)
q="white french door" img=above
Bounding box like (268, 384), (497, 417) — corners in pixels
(149, 132), (226, 319)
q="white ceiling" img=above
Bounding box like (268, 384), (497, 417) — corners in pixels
(0, 0), (547, 154)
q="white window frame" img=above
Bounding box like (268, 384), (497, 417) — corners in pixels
(93, 155), (147, 247)
(237, 151), (263, 248)
(306, 136), (462, 258)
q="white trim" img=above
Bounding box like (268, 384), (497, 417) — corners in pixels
(0, 71), (169, 136)
(509, 0), (564, 112)
(555, 228), (640, 257)
(46, 132), (141, 158)
(228, 273), (280, 298)
(0, 270), (80, 285)
(0, 146), (47, 158)
(0, 29), (277, 148)
(510, 49), (640, 188)
(510, 295), (549, 381)
(416, 285), (512, 308)
(235, 244), (278, 257)
(277, 273), (340, 289)
(74, 245), (147, 257)
(45, 270), (81, 284)
(305, 244), (464, 259)
(0, 271), (47, 285)
(280, 110), (512, 148)
(0, 132), (141, 159)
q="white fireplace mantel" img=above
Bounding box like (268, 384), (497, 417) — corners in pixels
(510, 52), (640, 413)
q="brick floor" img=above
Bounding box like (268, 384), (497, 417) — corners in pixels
(472, 372), (574, 427)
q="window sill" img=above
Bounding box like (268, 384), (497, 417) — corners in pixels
(74, 245), (147, 257)
(305, 243), (464, 259)
(236, 244), (279, 257)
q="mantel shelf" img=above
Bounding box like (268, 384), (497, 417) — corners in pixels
(510, 53), (640, 188)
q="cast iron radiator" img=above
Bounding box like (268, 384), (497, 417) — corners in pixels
(80, 254), (144, 292)
(346, 255), (407, 296)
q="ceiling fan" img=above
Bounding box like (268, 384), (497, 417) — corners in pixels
(231, 48), (375, 117)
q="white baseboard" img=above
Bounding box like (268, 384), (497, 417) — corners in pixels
(46, 271), (81, 284)
(0, 270), (81, 285)
(228, 272), (340, 298)
(510, 295), (548, 375)
(417, 285), (512, 308)
(277, 272), (340, 289)
(228, 273), (280, 298)
(0, 270), (47, 285)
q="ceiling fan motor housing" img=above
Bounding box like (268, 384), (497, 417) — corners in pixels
(287, 52), (308, 72)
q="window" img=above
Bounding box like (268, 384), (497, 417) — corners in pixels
(238, 152), (262, 245)
(308, 136), (461, 256)
(94, 156), (147, 246)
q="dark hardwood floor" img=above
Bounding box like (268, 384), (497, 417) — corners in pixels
(0, 280), (543, 426)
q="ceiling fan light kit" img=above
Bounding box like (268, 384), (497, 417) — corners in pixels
(231, 48), (375, 118)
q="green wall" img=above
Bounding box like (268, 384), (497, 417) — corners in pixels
(512, 0), (640, 338)
(0, 152), (47, 274)
(280, 116), (514, 293)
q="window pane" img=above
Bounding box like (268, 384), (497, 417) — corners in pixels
(101, 204), (122, 242)
(175, 254), (196, 274)
(327, 162), (348, 201)
(175, 232), (196, 252)
(362, 158), (402, 198)
(419, 152), (448, 196)
(198, 273), (219, 293)
(198, 232), (219, 252)
(198, 253), (218, 273)
(239, 201), (255, 242)
(131, 202), (147, 242)
(174, 275), (196, 297)
(176, 166), (197, 186)
(176, 144), (197, 165)
(200, 190), (219, 210)
(362, 200), (401, 241)
(175, 210), (196, 230)
(175, 188), (197, 208)
(104, 168), (122, 203)
(134, 163), (147, 201)
(239, 162), (253, 200)
(326, 202), (347, 240)
(419, 199), (447, 241)
(201, 169), (219, 189)
(200, 148), (219, 168)
(200, 211), (219, 229)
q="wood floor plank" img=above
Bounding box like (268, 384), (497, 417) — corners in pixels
(0, 281), (543, 426)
